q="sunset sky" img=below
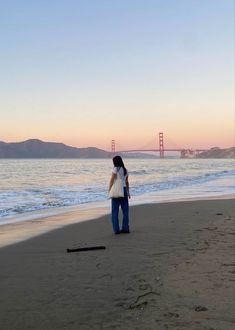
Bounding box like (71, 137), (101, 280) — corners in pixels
(0, 0), (234, 150)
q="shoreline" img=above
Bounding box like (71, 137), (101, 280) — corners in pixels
(0, 193), (234, 248)
(0, 198), (234, 329)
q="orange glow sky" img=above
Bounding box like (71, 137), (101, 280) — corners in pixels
(0, 1), (234, 151)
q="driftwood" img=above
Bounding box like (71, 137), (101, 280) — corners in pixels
(67, 246), (106, 253)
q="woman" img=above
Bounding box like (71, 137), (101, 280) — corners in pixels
(108, 155), (130, 235)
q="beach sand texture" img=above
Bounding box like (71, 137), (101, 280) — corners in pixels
(0, 199), (234, 330)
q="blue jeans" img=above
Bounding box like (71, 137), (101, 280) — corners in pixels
(111, 187), (129, 233)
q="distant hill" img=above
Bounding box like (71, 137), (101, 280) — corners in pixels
(0, 139), (157, 159)
(197, 147), (235, 159)
(0, 139), (110, 158)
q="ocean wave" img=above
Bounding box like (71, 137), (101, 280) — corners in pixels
(0, 160), (234, 221)
(130, 169), (235, 195)
(129, 170), (148, 175)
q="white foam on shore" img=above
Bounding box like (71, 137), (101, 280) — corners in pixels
(1, 159), (234, 219)
(0, 193), (234, 248)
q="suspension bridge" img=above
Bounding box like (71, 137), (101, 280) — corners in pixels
(110, 132), (207, 158)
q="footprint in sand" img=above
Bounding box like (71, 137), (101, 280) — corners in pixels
(204, 227), (218, 231)
(194, 305), (208, 312)
(139, 284), (149, 291)
(164, 312), (179, 318)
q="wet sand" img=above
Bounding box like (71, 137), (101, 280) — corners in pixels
(0, 198), (234, 330)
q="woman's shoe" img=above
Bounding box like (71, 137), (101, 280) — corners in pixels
(120, 229), (130, 234)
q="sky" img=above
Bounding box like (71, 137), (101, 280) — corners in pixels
(0, 0), (234, 150)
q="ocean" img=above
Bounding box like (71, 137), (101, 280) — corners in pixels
(0, 158), (234, 225)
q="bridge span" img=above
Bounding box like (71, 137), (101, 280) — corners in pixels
(115, 149), (207, 153)
(111, 133), (207, 158)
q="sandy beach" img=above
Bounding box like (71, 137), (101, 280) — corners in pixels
(0, 198), (234, 330)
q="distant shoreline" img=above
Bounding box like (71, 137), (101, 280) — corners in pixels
(1, 139), (234, 158)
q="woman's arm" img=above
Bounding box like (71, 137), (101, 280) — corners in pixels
(126, 176), (131, 198)
(109, 173), (116, 191)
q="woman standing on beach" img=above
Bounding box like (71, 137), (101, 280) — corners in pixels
(108, 156), (130, 235)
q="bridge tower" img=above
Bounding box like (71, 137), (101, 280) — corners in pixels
(111, 139), (116, 156)
(159, 132), (164, 158)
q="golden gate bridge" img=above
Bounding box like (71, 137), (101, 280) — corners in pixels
(110, 132), (207, 158)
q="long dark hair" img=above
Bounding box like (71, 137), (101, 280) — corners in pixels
(113, 155), (127, 176)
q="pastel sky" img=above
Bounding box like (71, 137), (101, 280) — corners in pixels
(0, 0), (234, 150)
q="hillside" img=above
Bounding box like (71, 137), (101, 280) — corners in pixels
(0, 139), (110, 158)
(197, 147), (235, 159)
(0, 139), (157, 159)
